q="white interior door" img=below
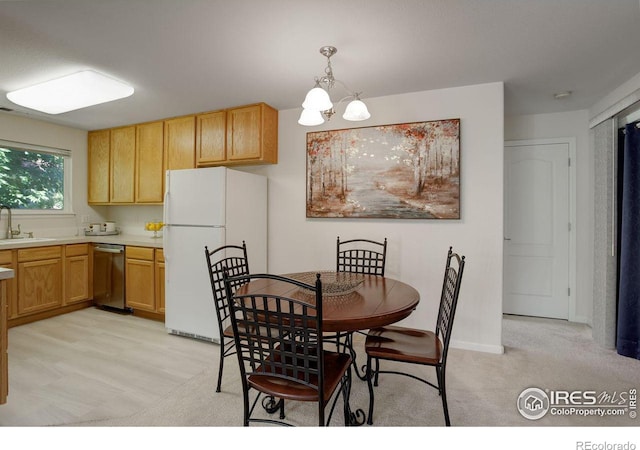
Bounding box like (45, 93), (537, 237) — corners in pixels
(504, 141), (570, 319)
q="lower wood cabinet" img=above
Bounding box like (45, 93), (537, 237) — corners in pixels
(64, 244), (91, 305)
(17, 246), (63, 316)
(1, 275), (9, 404)
(125, 246), (156, 312)
(4, 243), (162, 326)
(0, 251), (16, 320)
(4, 244), (93, 327)
(125, 246), (164, 316)
(155, 249), (165, 314)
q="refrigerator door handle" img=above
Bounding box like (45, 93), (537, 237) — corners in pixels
(163, 171), (170, 266)
(163, 172), (170, 226)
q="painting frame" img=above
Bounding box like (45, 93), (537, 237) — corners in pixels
(306, 118), (461, 219)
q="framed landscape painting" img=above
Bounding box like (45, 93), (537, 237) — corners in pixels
(306, 118), (460, 219)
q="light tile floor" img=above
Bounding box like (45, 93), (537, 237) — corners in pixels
(0, 307), (216, 426)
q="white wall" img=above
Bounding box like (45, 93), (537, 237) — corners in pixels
(0, 112), (165, 238)
(590, 71), (640, 125)
(0, 111), (105, 237)
(264, 82), (505, 354)
(504, 110), (593, 324)
(0, 82), (506, 354)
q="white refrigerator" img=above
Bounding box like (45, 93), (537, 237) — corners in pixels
(163, 166), (267, 343)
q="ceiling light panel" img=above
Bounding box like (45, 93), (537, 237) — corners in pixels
(6, 70), (134, 114)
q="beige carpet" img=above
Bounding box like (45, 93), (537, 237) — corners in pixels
(65, 314), (640, 428)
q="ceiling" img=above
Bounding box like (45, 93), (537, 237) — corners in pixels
(1, 0), (640, 131)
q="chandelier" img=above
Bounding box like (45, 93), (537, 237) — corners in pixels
(298, 46), (371, 126)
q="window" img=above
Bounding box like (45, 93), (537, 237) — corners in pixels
(0, 139), (72, 213)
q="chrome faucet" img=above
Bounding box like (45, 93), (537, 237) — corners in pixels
(0, 205), (11, 239)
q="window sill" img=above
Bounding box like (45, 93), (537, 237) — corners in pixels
(7, 211), (76, 219)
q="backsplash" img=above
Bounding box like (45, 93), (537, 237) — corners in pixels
(0, 205), (163, 239)
(1, 208), (105, 239)
(106, 205), (164, 236)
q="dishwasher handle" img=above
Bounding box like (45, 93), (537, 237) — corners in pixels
(94, 246), (124, 254)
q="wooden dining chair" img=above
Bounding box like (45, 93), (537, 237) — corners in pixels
(222, 272), (354, 427)
(204, 241), (249, 393)
(364, 246), (465, 426)
(336, 236), (387, 276)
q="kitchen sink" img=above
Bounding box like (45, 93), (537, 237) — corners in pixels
(0, 237), (56, 245)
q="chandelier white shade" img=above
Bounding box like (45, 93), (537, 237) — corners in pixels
(302, 85), (333, 111)
(343, 98), (371, 121)
(298, 46), (370, 126)
(6, 70), (134, 114)
(298, 108), (325, 126)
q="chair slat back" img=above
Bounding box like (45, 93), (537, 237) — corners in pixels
(205, 242), (249, 331)
(435, 247), (466, 361)
(336, 237), (387, 276)
(224, 273), (325, 393)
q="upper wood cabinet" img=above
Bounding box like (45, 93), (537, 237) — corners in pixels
(89, 122), (165, 205)
(196, 110), (226, 165)
(88, 102), (277, 204)
(165, 116), (196, 171)
(197, 102), (278, 167)
(110, 126), (136, 203)
(227, 103), (278, 164)
(88, 129), (110, 204)
(136, 121), (165, 203)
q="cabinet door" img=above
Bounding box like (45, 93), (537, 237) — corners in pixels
(155, 249), (165, 314)
(110, 126), (136, 203)
(196, 110), (226, 166)
(0, 264), (15, 320)
(18, 258), (63, 315)
(164, 116), (196, 170)
(0, 251), (16, 320)
(65, 245), (90, 305)
(125, 248), (156, 312)
(88, 129), (110, 204)
(136, 121), (165, 203)
(1, 278), (7, 404)
(227, 104), (262, 161)
(226, 103), (278, 164)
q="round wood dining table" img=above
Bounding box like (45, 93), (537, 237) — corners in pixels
(234, 271), (420, 426)
(236, 272), (420, 333)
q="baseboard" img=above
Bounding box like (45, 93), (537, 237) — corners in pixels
(571, 314), (591, 325)
(8, 301), (93, 328)
(450, 338), (505, 354)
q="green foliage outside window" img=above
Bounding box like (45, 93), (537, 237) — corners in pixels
(0, 146), (64, 209)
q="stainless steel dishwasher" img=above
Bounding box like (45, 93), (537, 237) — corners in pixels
(93, 243), (129, 312)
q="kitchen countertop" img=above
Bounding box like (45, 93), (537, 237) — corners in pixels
(0, 267), (14, 280)
(0, 234), (164, 250)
